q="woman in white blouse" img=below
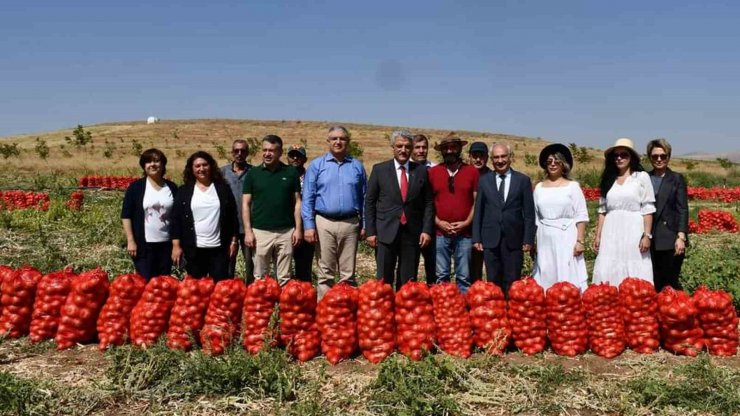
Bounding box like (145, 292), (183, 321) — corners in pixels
(592, 138), (656, 286)
(170, 151), (239, 280)
(532, 143), (589, 291)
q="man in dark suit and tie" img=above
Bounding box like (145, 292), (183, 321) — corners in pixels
(365, 130), (434, 290)
(472, 143), (535, 296)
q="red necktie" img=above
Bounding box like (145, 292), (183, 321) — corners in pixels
(400, 165), (408, 225)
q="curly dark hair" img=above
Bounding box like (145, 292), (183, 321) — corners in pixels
(139, 148), (167, 177)
(599, 149), (645, 197)
(182, 151), (224, 185)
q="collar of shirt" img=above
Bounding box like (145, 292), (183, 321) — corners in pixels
(496, 168), (512, 179)
(260, 162), (287, 172)
(324, 152), (353, 164)
(393, 159), (410, 171)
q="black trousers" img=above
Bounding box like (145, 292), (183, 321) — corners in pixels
(228, 233), (254, 283)
(470, 248), (485, 282)
(185, 246), (231, 281)
(483, 243), (523, 297)
(650, 248), (684, 292)
(398, 236), (435, 285)
(292, 240), (315, 283)
(376, 225), (420, 291)
(133, 241), (173, 280)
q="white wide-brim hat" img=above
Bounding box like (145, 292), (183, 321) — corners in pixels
(604, 137), (640, 159)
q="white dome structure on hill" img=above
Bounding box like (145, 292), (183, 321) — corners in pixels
(146, 116), (160, 124)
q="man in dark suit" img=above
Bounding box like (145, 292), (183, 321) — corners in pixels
(365, 130), (434, 290)
(647, 139), (688, 291)
(472, 143), (535, 296)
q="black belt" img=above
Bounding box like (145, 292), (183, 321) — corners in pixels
(317, 212), (358, 221)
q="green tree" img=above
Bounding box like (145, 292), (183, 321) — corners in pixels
(34, 138), (50, 160)
(64, 125), (93, 148)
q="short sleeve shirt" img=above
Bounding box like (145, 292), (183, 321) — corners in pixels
(243, 163), (301, 230)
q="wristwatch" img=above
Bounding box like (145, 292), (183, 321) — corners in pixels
(642, 232), (653, 240)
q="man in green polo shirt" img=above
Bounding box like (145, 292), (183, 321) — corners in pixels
(242, 134), (302, 285)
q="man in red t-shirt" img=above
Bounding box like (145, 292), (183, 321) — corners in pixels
(428, 133), (479, 294)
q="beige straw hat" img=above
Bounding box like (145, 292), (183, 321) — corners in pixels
(604, 137), (639, 159)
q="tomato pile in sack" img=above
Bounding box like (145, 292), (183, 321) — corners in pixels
(129, 276), (179, 347)
(316, 283), (359, 364)
(507, 277), (547, 355)
(430, 282), (473, 358)
(582, 283), (626, 358)
(55, 269), (110, 350)
(279, 280), (321, 362)
(29, 269), (75, 343)
(0, 265), (43, 338)
(0, 265), (13, 316)
(693, 286), (737, 356)
(395, 281), (436, 360)
(545, 282), (588, 357)
(466, 281), (510, 355)
(242, 277), (280, 354)
(657, 287), (705, 356)
(97, 274), (147, 350)
(357, 279), (395, 363)
(167, 277), (214, 351)
(619, 277), (660, 354)
(200, 278), (246, 356)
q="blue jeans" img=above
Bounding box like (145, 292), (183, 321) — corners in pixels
(435, 235), (472, 294)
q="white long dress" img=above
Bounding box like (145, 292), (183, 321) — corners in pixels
(592, 171), (656, 286)
(532, 181), (590, 292)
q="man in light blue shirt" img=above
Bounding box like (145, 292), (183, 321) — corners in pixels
(302, 125), (367, 298)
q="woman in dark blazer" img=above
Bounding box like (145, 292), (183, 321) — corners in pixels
(647, 139), (689, 291)
(121, 148), (178, 279)
(170, 151), (239, 280)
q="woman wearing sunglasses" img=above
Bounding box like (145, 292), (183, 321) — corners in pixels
(646, 139), (688, 291)
(592, 138), (656, 286)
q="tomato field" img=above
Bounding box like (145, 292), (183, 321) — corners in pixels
(1, 166), (740, 415)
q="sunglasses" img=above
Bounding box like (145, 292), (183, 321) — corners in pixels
(651, 154), (668, 161)
(232, 148), (247, 154)
(613, 152), (632, 160)
(448, 175), (455, 193)
(546, 158), (561, 165)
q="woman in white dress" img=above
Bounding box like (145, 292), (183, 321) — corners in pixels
(592, 138), (656, 286)
(532, 143), (589, 291)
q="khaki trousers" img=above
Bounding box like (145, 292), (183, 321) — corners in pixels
(252, 227), (294, 286)
(315, 215), (360, 299)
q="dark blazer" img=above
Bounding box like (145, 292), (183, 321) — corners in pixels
(121, 177), (179, 257)
(649, 168), (689, 251)
(472, 169), (535, 250)
(365, 159), (434, 244)
(170, 182), (239, 254)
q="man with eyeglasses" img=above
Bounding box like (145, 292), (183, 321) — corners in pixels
(427, 133), (479, 294)
(472, 143), (535, 297)
(287, 144), (314, 283)
(410, 134), (437, 284)
(220, 139), (254, 281)
(467, 141), (490, 282)
(302, 126), (367, 298)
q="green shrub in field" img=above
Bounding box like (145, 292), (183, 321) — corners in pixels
(681, 233), (740, 311)
(684, 170), (740, 187)
(0, 371), (52, 415)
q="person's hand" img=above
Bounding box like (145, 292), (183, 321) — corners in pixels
(437, 220), (454, 235)
(639, 235), (651, 253)
(171, 245), (183, 267)
(449, 221), (466, 233)
(359, 228), (366, 240)
(366, 235), (377, 248)
(592, 236), (601, 253)
(522, 244), (532, 253)
(305, 229), (317, 244)
(291, 228), (303, 247)
(674, 237), (686, 256)
(244, 230), (256, 249)
(573, 241), (585, 257)
(229, 241), (238, 258)
(127, 241), (137, 258)
(419, 232), (432, 248)
(473, 242), (483, 252)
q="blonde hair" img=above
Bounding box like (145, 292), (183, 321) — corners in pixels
(646, 138), (672, 157)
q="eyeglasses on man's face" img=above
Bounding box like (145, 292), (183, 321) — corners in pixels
(232, 148), (248, 154)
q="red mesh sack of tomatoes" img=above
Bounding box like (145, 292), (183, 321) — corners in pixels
(29, 268), (75, 343)
(545, 282), (588, 357)
(55, 268), (110, 350)
(357, 279), (395, 363)
(582, 283), (626, 358)
(242, 277), (281, 354)
(279, 280), (321, 362)
(129, 276), (179, 347)
(395, 281), (436, 361)
(507, 277), (547, 355)
(430, 282), (473, 358)
(316, 283), (359, 364)
(166, 277), (214, 351)
(466, 280), (510, 355)
(619, 277), (659, 354)
(692, 286), (737, 356)
(0, 266), (43, 338)
(200, 278), (246, 356)
(97, 273), (147, 350)
(0, 265), (14, 317)
(657, 287), (704, 356)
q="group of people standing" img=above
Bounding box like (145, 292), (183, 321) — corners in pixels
(122, 127), (689, 297)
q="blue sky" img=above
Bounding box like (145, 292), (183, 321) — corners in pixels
(1, 0), (739, 155)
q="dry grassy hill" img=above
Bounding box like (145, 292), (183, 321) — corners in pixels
(0, 118), (727, 179)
